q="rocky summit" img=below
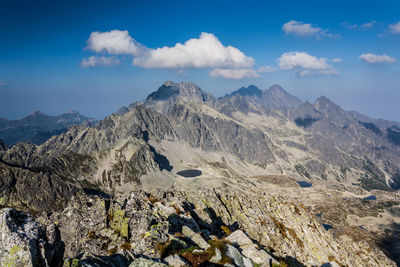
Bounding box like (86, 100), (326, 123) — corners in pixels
(1, 81), (400, 266)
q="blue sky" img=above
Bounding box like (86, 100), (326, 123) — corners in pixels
(1, 0), (400, 120)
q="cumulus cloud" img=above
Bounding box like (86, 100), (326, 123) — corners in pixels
(282, 20), (339, 39)
(87, 30), (144, 55)
(84, 30), (258, 79)
(343, 21), (376, 29)
(81, 56), (120, 68)
(331, 58), (342, 63)
(359, 53), (396, 63)
(132, 33), (254, 69)
(389, 22), (400, 34)
(0, 80), (6, 86)
(209, 68), (259, 79)
(278, 51), (337, 76)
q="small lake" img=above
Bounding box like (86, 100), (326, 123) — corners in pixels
(296, 181), (312, 188)
(322, 224), (333, 231)
(176, 169), (202, 178)
(363, 195), (377, 201)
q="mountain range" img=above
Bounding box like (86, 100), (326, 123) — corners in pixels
(0, 110), (95, 146)
(0, 81), (400, 266)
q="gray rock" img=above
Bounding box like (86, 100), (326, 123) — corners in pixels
(225, 244), (246, 267)
(210, 248), (222, 263)
(75, 252), (131, 267)
(182, 226), (210, 249)
(164, 254), (187, 266)
(226, 230), (253, 247)
(0, 208), (64, 267)
(129, 257), (168, 267)
(240, 244), (277, 265)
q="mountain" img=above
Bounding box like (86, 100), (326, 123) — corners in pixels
(224, 84), (262, 98)
(0, 110), (95, 146)
(260, 84), (303, 110)
(130, 81), (215, 114)
(0, 81), (399, 266)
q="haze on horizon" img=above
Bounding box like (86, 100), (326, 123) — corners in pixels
(1, 0), (400, 121)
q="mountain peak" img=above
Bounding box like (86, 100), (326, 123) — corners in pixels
(29, 110), (45, 117)
(228, 85), (262, 98)
(66, 110), (79, 115)
(146, 81), (212, 103)
(314, 95), (337, 110)
(260, 84), (303, 109)
(268, 84), (284, 92)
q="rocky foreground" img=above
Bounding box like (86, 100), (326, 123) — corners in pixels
(0, 186), (395, 267)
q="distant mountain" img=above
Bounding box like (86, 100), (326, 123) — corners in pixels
(260, 84), (303, 110)
(0, 110), (95, 146)
(224, 84), (262, 98)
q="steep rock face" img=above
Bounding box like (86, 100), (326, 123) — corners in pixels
(166, 104), (275, 164)
(0, 160), (78, 214)
(301, 96), (400, 188)
(215, 94), (262, 117)
(135, 81), (215, 115)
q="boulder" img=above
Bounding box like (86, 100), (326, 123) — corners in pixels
(226, 230), (253, 247)
(164, 254), (187, 266)
(225, 244), (253, 267)
(182, 226), (210, 249)
(240, 244), (277, 265)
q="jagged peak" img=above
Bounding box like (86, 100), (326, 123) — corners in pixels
(29, 110), (45, 117)
(229, 84), (262, 98)
(314, 95), (339, 110)
(266, 84), (293, 97)
(146, 81), (212, 103)
(268, 84), (285, 92)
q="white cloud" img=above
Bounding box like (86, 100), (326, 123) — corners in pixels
(0, 80), (6, 86)
(209, 68), (259, 79)
(344, 21), (376, 29)
(87, 30), (143, 55)
(331, 58), (342, 63)
(84, 31), (256, 79)
(278, 51), (330, 70)
(258, 65), (277, 73)
(282, 20), (339, 39)
(132, 33), (254, 69)
(81, 56), (120, 68)
(359, 53), (396, 64)
(389, 22), (400, 34)
(278, 51), (337, 76)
